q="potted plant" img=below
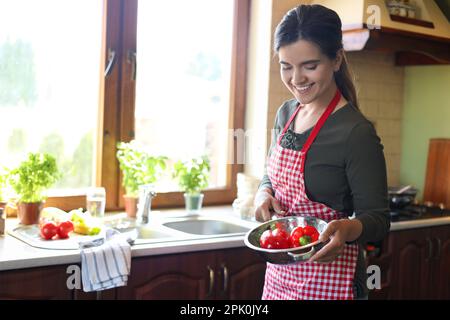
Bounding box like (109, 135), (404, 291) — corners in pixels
(173, 155), (210, 214)
(116, 140), (167, 217)
(8, 153), (60, 225)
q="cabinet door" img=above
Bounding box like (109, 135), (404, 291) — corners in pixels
(116, 251), (216, 300)
(367, 238), (395, 300)
(431, 225), (450, 299)
(391, 228), (433, 299)
(215, 247), (266, 300)
(0, 265), (73, 299)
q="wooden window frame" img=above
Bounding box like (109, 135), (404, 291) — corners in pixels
(46, 0), (250, 212)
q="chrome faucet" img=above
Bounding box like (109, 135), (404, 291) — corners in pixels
(136, 184), (156, 224)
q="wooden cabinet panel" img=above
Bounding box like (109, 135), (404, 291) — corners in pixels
(392, 228), (432, 299)
(368, 225), (450, 300)
(0, 265), (73, 300)
(431, 225), (450, 299)
(116, 251), (215, 300)
(215, 247), (266, 300)
(116, 247), (266, 300)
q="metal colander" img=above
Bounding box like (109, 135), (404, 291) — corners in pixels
(244, 216), (329, 265)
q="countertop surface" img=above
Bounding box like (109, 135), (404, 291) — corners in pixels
(1, 205), (450, 271)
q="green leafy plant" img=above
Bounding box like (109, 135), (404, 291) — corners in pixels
(8, 153), (60, 203)
(173, 155), (210, 195)
(116, 140), (167, 198)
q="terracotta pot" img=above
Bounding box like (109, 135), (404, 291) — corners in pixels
(18, 201), (44, 225)
(124, 196), (138, 218)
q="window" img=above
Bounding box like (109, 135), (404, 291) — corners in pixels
(110, 0), (249, 209)
(0, 0), (249, 211)
(0, 0), (103, 207)
(134, 0), (234, 192)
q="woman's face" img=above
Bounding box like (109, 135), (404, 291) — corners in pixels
(278, 39), (342, 106)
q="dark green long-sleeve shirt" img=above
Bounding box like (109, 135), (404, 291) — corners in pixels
(259, 99), (391, 298)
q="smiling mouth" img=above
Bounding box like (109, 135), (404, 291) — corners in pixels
(294, 83), (315, 94)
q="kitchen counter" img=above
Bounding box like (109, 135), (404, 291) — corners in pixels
(0, 206), (259, 271)
(1, 205), (450, 271)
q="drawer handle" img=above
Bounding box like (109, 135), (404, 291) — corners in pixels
(206, 265), (214, 297)
(221, 264), (229, 293)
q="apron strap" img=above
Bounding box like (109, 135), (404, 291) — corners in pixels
(300, 90), (342, 173)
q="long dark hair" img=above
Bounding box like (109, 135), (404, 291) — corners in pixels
(274, 4), (359, 110)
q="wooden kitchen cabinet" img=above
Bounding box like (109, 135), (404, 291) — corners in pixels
(0, 265), (73, 299)
(429, 225), (450, 300)
(116, 247), (266, 300)
(368, 224), (450, 300)
(214, 247), (266, 300)
(117, 250), (215, 300)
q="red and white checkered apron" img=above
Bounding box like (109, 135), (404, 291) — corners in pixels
(263, 91), (359, 300)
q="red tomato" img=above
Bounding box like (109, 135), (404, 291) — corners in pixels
(260, 229), (277, 248)
(303, 225), (319, 242)
(272, 228), (290, 249)
(40, 222), (58, 240)
(57, 220), (74, 239)
(289, 226), (304, 248)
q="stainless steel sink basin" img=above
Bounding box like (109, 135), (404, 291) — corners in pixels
(163, 219), (251, 235)
(104, 218), (177, 243)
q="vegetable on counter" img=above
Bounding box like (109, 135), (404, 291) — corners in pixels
(38, 207), (100, 240)
(69, 209), (101, 235)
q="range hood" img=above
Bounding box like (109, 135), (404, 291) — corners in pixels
(310, 0), (450, 65)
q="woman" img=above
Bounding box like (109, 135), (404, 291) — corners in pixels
(254, 4), (390, 300)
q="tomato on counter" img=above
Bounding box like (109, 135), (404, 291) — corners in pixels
(40, 221), (59, 240)
(56, 220), (74, 239)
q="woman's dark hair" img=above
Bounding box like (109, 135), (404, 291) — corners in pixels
(274, 4), (359, 110)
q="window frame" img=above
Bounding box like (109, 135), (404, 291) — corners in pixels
(44, 0), (250, 211)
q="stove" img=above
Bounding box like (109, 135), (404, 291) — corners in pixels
(389, 204), (450, 222)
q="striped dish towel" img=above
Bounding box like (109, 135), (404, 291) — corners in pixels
(80, 229), (132, 292)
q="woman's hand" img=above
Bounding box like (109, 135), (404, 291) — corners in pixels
(254, 188), (286, 222)
(309, 219), (363, 264)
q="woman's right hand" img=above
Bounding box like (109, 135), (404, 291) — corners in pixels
(254, 188), (286, 222)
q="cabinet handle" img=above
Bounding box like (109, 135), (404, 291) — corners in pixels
(426, 238), (433, 260)
(206, 265), (214, 297)
(221, 264), (229, 293)
(435, 237), (441, 260)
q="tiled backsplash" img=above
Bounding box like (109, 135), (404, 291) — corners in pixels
(266, 51), (404, 186)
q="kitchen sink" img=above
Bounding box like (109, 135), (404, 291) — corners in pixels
(104, 218), (180, 244)
(162, 219), (251, 236)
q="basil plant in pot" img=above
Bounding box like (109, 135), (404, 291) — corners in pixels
(116, 140), (167, 218)
(8, 153), (60, 225)
(173, 155), (210, 214)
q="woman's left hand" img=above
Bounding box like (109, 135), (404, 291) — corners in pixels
(309, 219), (363, 264)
